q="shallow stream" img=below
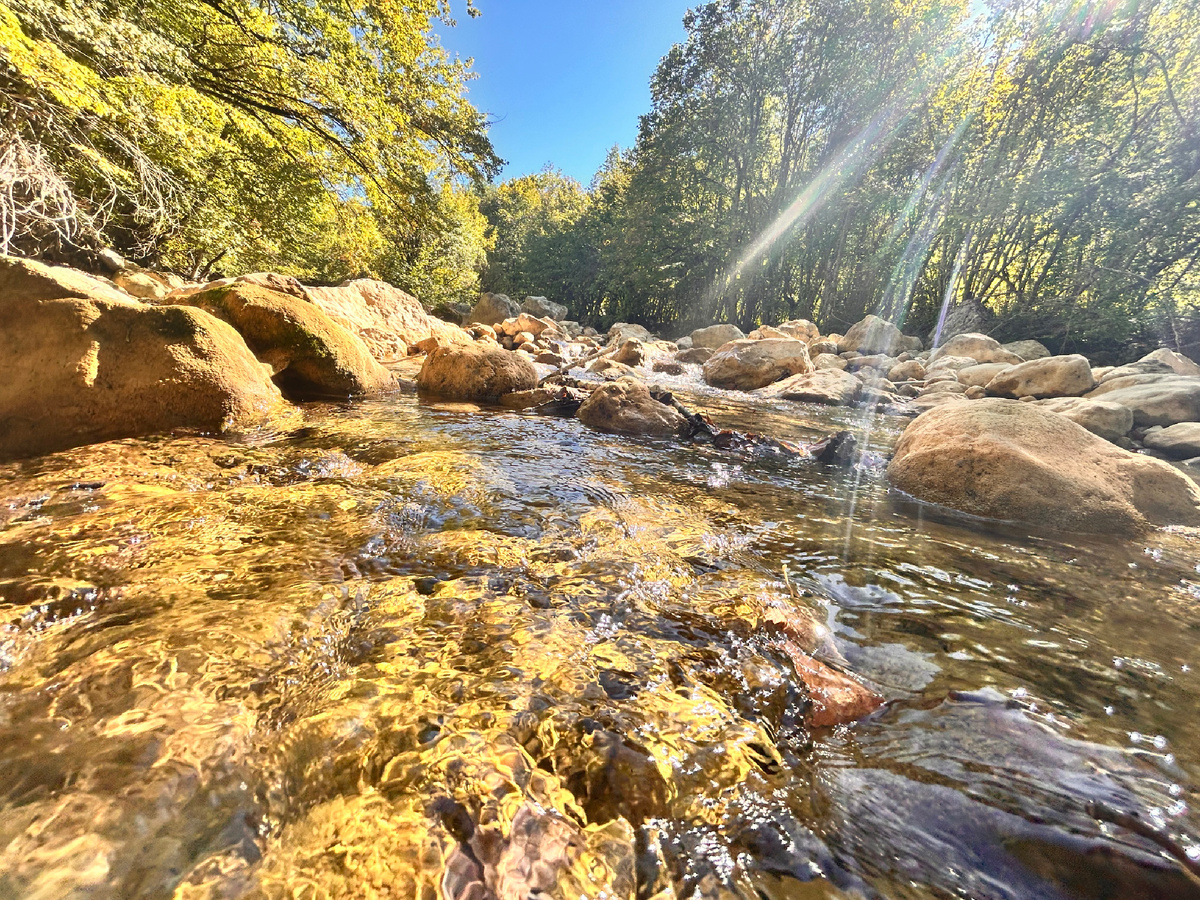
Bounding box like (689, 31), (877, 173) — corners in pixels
(2, 368), (1199, 899)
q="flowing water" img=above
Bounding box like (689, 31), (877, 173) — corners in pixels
(2, 366), (1199, 900)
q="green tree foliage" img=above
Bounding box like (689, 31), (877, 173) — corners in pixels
(0, 0), (499, 302)
(486, 0), (1200, 358)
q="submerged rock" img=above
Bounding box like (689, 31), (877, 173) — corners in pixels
(416, 342), (537, 402)
(888, 398), (1200, 533)
(577, 378), (689, 437)
(0, 258), (287, 459)
(703, 338), (813, 391)
(187, 283), (395, 398)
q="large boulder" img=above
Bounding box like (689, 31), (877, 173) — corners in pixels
(1086, 374), (1200, 427)
(776, 319), (821, 343)
(985, 355), (1094, 399)
(0, 258), (287, 459)
(416, 342), (537, 402)
(1142, 423), (1200, 459)
(690, 323), (746, 349)
(468, 291), (521, 326)
(702, 338), (813, 391)
(577, 378), (688, 438)
(1001, 339), (1051, 361)
(676, 347), (714, 365)
(1031, 397), (1134, 442)
(888, 399), (1200, 534)
(754, 369), (862, 406)
(305, 279), (466, 361)
(888, 360), (926, 382)
(186, 284), (394, 398)
(927, 297), (991, 346)
(1143, 348), (1200, 376)
(957, 363), (1013, 388)
(928, 333), (1022, 365)
(608, 322), (655, 345)
(841, 315), (905, 356)
(520, 296), (568, 320)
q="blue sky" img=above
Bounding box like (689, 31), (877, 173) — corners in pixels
(436, 1), (694, 185)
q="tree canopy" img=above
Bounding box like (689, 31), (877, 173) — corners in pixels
(1, 0), (498, 298)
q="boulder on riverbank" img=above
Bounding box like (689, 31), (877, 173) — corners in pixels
(416, 342), (537, 402)
(1031, 397), (1134, 442)
(0, 258), (288, 459)
(928, 332), (1021, 365)
(691, 323), (746, 349)
(841, 314), (905, 356)
(887, 399), (1200, 534)
(1142, 422), (1200, 459)
(1086, 374), (1200, 427)
(304, 278), (467, 361)
(754, 369), (862, 406)
(703, 338), (813, 390)
(984, 354), (1094, 398)
(520, 295), (567, 320)
(469, 291), (521, 326)
(187, 284), (394, 398)
(577, 378), (689, 437)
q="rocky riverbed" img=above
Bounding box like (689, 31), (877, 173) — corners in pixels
(3, 262), (1200, 898)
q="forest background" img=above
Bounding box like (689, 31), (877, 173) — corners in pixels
(3, 0), (1198, 359)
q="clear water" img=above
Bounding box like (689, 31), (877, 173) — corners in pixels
(1, 370), (1198, 899)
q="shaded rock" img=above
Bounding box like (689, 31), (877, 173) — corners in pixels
(416, 342), (537, 402)
(1087, 374), (1200, 426)
(1144, 347), (1200, 376)
(898, 334), (924, 354)
(1002, 339), (1050, 361)
(964, 385), (987, 399)
(467, 323), (497, 342)
(920, 380), (966, 395)
(608, 322), (655, 345)
(926, 354), (979, 374)
(305, 279), (466, 361)
(1100, 359), (1177, 382)
(236, 271), (307, 299)
(499, 387), (559, 410)
(612, 339), (646, 366)
(929, 332), (1022, 365)
(888, 360), (926, 382)
(521, 296), (568, 320)
(1142, 423), (1200, 459)
(754, 369), (861, 406)
(0, 258), (287, 459)
(957, 362), (1013, 388)
(846, 354), (896, 373)
(675, 335), (694, 350)
(430, 301), (472, 325)
(888, 398), (1200, 533)
(809, 339), (839, 356)
(842, 314), (904, 356)
(776, 319), (821, 343)
(186, 284), (394, 398)
(690, 323), (746, 349)
(675, 347), (713, 364)
(469, 291), (520, 326)
(577, 378), (688, 437)
(1032, 397), (1134, 442)
(907, 392), (970, 412)
(928, 297), (991, 346)
(652, 360), (684, 375)
(985, 354), (1094, 398)
(813, 353), (848, 371)
(702, 338), (813, 391)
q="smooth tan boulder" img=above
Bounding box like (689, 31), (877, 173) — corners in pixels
(675, 347), (714, 365)
(417, 342), (537, 402)
(747, 325), (790, 341)
(1142, 348), (1200, 377)
(928, 332), (1022, 365)
(1001, 339), (1051, 361)
(920, 380), (966, 395)
(588, 358), (639, 379)
(608, 322), (655, 345)
(468, 291), (520, 326)
(690, 323), (746, 349)
(1086, 374), (1200, 426)
(1032, 397), (1134, 442)
(957, 363), (1012, 388)
(776, 319), (821, 343)
(888, 360), (926, 382)
(754, 369), (862, 406)
(577, 378), (689, 438)
(612, 339), (647, 366)
(1142, 423), (1200, 459)
(305, 279), (467, 361)
(809, 339), (839, 356)
(813, 352), (848, 371)
(840, 314), (905, 356)
(702, 338), (813, 390)
(985, 354), (1094, 398)
(187, 284), (394, 398)
(926, 355), (978, 374)
(888, 399), (1200, 534)
(0, 258), (287, 459)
